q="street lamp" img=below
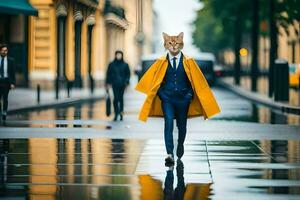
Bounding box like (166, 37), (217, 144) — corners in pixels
(239, 48), (248, 57)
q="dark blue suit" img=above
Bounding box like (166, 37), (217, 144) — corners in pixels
(157, 53), (194, 155)
(0, 56), (15, 115)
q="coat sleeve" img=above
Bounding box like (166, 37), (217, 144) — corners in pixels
(135, 59), (161, 95)
(105, 63), (112, 85)
(125, 63), (130, 85)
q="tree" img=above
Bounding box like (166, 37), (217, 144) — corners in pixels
(193, 0), (252, 85)
(193, 0), (300, 89)
(192, 4), (231, 55)
(251, 0), (259, 91)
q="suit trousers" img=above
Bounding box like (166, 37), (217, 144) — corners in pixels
(159, 89), (192, 155)
(0, 78), (10, 114)
(112, 84), (126, 116)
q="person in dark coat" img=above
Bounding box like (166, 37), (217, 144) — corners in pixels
(0, 44), (16, 121)
(105, 50), (130, 121)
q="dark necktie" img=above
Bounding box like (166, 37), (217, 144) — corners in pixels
(172, 57), (177, 69)
(0, 57), (4, 78)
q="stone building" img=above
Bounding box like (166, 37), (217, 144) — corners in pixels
(1, 0), (154, 89)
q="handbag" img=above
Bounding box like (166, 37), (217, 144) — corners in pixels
(105, 88), (111, 117)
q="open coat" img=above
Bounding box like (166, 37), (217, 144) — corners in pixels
(135, 53), (221, 122)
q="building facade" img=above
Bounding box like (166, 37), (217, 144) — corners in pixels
(28, 0), (102, 89)
(26, 0), (154, 89)
(258, 21), (300, 71)
(106, 0), (154, 79)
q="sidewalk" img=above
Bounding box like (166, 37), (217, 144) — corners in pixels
(217, 77), (300, 115)
(7, 87), (106, 114)
(1, 86), (300, 199)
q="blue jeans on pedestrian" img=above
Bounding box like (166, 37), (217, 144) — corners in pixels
(158, 88), (193, 155)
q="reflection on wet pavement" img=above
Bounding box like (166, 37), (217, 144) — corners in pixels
(1, 139), (300, 199)
(1, 87), (300, 199)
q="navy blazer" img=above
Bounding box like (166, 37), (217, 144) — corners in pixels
(1, 57), (16, 85)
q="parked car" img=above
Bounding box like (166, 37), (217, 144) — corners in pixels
(138, 52), (217, 86)
(192, 53), (216, 86)
(137, 54), (159, 80)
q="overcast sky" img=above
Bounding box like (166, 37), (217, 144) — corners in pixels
(153, 0), (202, 55)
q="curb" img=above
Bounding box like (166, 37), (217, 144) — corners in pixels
(7, 95), (105, 115)
(216, 79), (300, 115)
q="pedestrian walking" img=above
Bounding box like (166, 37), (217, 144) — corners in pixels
(135, 32), (221, 166)
(0, 44), (16, 122)
(105, 50), (130, 121)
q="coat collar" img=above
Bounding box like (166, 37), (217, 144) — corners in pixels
(167, 51), (182, 62)
(153, 52), (193, 90)
(159, 51), (191, 61)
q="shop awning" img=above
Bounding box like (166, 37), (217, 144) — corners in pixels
(0, 0), (38, 16)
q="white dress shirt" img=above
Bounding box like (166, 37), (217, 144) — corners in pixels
(168, 51), (182, 69)
(0, 56), (8, 78)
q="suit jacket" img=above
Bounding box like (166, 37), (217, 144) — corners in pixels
(159, 52), (193, 96)
(135, 53), (221, 122)
(1, 57), (16, 85)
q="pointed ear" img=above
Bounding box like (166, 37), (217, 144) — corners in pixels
(178, 32), (184, 40)
(162, 32), (169, 40)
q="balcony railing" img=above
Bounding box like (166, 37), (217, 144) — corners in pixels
(104, 1), (125, 19)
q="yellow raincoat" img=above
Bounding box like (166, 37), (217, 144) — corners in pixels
(135, 53), (221, 122)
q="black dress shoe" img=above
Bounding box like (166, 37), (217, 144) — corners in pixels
(120, 113), (123, 121)
(165, 155), (175, 166)
(176, 143), (184, 159)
